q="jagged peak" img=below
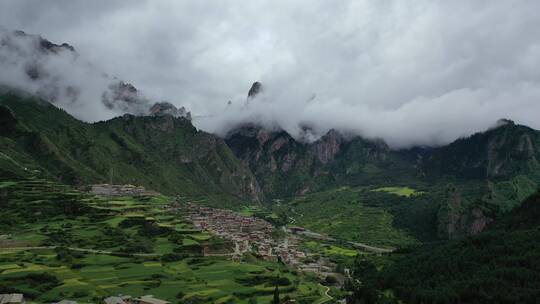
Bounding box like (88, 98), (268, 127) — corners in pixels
(247, 81), (263, 100)
(11, 29), (76, 54)
(149, 102), (192, 120)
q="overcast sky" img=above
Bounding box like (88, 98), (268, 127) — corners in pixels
(1, 0), (540, 148)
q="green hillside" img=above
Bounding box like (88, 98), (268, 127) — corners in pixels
(0, 93), (261, 206)
(272, 186), (439, 248)
(346, 190), (540, 303)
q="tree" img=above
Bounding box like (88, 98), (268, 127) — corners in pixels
(273, 285), (280, 304)
(325, 274), (338, 285)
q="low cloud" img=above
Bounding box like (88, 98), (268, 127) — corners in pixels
(1, 1), (540, 147)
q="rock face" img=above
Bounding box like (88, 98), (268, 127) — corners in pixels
(247, 81), (263, 99)
(437, 186), (494, 239)
(12, 30), (76, 54)
(225, 124), (410, 197)
(149, 102), (191, 120)
(102, 81), (145, 113)
(429, 123), (540, 238)
(310, 129), (343, 164)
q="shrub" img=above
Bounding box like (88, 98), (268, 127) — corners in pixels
(325, 275), (338, 285)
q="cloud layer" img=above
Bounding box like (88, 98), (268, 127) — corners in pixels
(1, 1), (540, 147)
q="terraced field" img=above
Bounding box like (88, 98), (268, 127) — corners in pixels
(0, 249), (327, 303)
(0, 178), (330, 303)
(371, 186), (423, 197)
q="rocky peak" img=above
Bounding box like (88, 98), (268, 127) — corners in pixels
(149, 102), (191, 120)
(13, 30), (76, 54)
(247, 81), (263, 100)
(102, 81), (143, 111)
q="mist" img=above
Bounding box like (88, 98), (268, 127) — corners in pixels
(1, 1), (540, 148)
(0, 28), (153, 122)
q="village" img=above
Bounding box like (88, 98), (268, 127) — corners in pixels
(181, 203), (340, 279)
(88, 184), (343, 280)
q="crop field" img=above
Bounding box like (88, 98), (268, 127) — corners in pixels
(0, 249), (327, 303)
(273, 186), (437, 248)
(0, 178), (330, 303)
(371, 186), (423, 197)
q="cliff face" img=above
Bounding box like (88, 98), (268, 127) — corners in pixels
(429, 122), (540, 238)
(225, 125), (318, 197)
(437, 186), (494, 239)
(310, 129), (343, 164)
(225, 125), (415, 197)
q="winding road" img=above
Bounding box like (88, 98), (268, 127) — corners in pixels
(315, 283), (333, 304)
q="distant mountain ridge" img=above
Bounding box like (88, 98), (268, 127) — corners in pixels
(226, 89), (540, 238)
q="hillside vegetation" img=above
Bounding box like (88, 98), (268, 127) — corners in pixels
(0, 93), (261, 206)
(0, 177), (328, 303)
(270, 186), (439, 248)
(347, 190), (540, 303)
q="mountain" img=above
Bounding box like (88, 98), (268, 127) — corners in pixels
(0, 92), (261, 205)
(0, 29), (192, 121)
(227, 94), (540, 238)
(226, 125), (420, 198)
(425, 120), (540, 238)
(347, 190), (540, 303)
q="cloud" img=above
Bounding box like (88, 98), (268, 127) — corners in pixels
(0, 28), (154, 121)
(1, 0), (540, 147)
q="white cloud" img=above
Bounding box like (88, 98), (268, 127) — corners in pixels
(1, 0), (540, 147)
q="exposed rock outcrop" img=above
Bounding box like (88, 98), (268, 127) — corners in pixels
(149, 102), (191, 120)
(247, 81), (263, 99)
(311, 129), (343, 164)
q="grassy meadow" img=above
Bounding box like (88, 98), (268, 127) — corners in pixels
(271, 186), (438, 248)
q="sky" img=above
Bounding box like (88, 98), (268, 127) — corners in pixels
(1, 0), (540, 148)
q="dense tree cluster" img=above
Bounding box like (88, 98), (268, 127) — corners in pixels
(346, 191), (540, 303)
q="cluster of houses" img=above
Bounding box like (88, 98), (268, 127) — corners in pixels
(90, 184), (159, 197)
(103, 295), (169, 304)
(183, 203), (337, 276)
(0, 294), (169, 304)
(0, 294), (25, 304)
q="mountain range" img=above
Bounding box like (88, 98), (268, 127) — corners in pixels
(2, 30), (540, 304)
(2, 86), (540, 241)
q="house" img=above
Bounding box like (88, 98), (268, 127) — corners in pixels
(103, 296), (127, 304)
(136, 295), (170, 304)
(0, 294), (25, 304)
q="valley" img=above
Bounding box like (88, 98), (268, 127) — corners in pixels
(1, 4), (540, 303)
(0, 178), (336, 303)
(2, 92), (540, 303)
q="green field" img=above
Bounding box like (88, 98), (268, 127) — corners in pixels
(0, 250), (327, 303)
(271, 186), (438, 248)
(0, 178), (330, 303)
(371, 186), (422, 197)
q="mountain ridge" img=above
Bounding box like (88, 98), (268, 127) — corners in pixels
(0, 92), (261, 206)
(3, 84), (540, 239)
